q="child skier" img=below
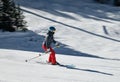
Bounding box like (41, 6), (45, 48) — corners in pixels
(42, 26), (59, 65)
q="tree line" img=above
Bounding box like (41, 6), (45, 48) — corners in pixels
(0, 0), (27, 32)
(94, 0), (120, 6)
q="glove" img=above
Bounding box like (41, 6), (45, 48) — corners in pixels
(45, 48), (50, 53)
(55, 43), (60, 47)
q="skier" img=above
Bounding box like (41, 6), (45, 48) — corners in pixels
(42, 26), (60, 65)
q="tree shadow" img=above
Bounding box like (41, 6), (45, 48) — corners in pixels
(17, 0), (78, 20)
(17, 0), (120, 22)
(0, 30), (119, 61)
(22, 9), (120, 43)
(0, 30), (44, 52)
(55, 43), (120, 61)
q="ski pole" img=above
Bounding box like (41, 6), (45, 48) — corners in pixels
(25, 52), (48, 62)
(25, 54), (41, 62)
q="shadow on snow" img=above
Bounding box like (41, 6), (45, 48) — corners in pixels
(22, 8), (120, 43)
(0, 30), (119, 61)
(17, 0), (120, 22)
(58, 63), (113, 76)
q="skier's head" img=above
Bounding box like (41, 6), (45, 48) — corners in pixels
(49, 26), (56, 33)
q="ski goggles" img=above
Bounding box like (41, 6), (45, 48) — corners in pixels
(50, 30), (56, 33)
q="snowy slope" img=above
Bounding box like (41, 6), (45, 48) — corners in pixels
(0, 0), (120, 82)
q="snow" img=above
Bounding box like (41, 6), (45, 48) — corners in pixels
(0, 0), (120, 82)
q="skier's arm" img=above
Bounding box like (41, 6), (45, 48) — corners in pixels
(53, 38), (60, 47)
(53, 39), (56, 44)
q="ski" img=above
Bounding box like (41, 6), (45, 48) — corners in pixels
(36, 61), (76, 69)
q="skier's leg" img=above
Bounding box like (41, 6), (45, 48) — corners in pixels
(48, 54), (52, 63)
(49, 47), (56, 65)
(42, 44), (51, 62)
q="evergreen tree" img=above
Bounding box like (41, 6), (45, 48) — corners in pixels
(0, 0), (3, 30)
(114, 0), (120, 6)
(14, 4), (27, 31)
(0, 0), (27, 32)
(94, 0), (106, 4)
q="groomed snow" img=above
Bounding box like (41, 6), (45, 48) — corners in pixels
(0, 0), (120, 82)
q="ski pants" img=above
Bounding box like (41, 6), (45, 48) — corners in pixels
(42, 44), (56, 64)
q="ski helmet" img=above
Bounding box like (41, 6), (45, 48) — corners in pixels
(49, 26), (56, 32)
